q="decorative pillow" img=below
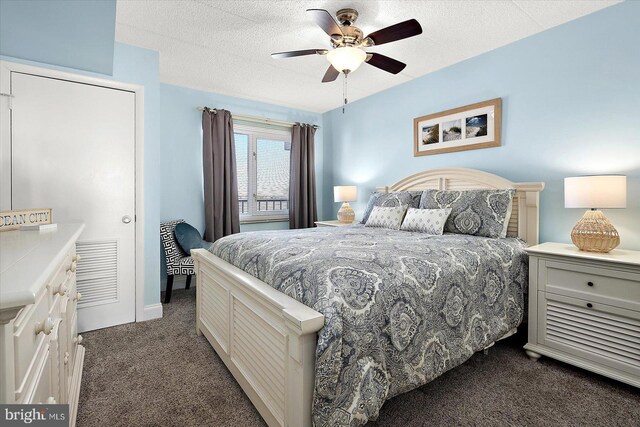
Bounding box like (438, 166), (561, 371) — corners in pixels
(400, 208), (452, 234)
(174, 222), (213, 255)
(361, 191), (419, 224)
(409, 191), (424, 209)
(365, 205), (408, 230)
(419, 189), (515, 238)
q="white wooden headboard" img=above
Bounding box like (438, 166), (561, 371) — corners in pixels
(376, 168), (545, 245)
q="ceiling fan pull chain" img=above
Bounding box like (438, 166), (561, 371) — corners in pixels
(343, 72), (348, 114)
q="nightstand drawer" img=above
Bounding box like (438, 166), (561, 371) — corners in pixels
(543, 260), (640, 311)
(539, 292), (640, 378)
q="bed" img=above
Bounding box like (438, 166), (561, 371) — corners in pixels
(192, 168), (545, 427)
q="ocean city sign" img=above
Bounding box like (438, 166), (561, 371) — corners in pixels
(0, 208), (52, 232)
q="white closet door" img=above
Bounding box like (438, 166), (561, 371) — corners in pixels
(10, 72), (136, 332)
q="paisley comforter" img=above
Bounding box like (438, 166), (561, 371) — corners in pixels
(210, 225), (528, 426)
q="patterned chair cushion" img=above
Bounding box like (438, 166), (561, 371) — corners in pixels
(364, 205), (408, 230)
(400, 208), (452, 234)
(179, 257), (195, 267)
(160, 219), (196, 276)
(419, 189), (515, 238)
(361, 191), (420, 224)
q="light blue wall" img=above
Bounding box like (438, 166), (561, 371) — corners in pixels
(1, 43), (162, 306)
(159, 83), (323, 285)
(0, 0), (116, 75)
(322, 1), (640, 250)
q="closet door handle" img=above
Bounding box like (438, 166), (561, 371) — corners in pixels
(122, 215), (132, 224)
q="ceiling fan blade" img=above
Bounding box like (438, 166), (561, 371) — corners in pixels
(366, 19), (422, 46)
(366, 53), (406, 74)
(322, 65), (340, 83)
(307, 9), (344, 37)
(271, 49), (328, 59)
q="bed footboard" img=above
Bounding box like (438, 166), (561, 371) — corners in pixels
(192, 249), (324, 427)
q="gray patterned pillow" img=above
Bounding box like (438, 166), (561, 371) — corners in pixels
(408, 191), (423, 209)
(365, 205), (408, 230)
(419, 189), (515, 238)
(361, 191), (419, 224)
(400, 208), (452, 234)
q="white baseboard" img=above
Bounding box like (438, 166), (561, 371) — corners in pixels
(142, 303), (163, 321)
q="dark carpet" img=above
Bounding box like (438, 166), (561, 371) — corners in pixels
(77, 288), (639, 427)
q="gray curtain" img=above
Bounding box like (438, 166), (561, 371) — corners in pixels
(202, 108), (240, 241)
(289, 124), (317, 229)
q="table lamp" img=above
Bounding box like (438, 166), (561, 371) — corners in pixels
(564, 175), (626, 253)
(334, 186), (357, 223)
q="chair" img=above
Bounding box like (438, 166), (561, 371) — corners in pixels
(160, 219), (195, 303)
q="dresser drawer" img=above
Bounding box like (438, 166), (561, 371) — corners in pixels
(19, 345), (54, 404)
(46, 251), (74, 302)
(13, 288), (52, 389)
(542, 260), (640, 311)
(66, 313), (79, 388)
(539, 292), (640, 378)
(49, 271), (75, 318)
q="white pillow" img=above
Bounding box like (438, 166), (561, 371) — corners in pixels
(400, 208), (452, 234)
(365, 205), (408, 230)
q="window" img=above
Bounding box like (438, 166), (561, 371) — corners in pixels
(234, 125), (291, 222)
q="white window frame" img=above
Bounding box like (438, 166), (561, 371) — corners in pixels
(234, 124), (291, 223)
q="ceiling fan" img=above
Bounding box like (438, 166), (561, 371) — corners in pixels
(272, 8), (423, 83)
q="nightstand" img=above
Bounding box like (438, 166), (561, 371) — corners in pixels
(524, 242), (640, 388)
(314, 220), (355, 228)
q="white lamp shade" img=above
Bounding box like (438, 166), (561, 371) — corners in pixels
(334, 186), (357, 202)
(327, 47), (366, 72)
(564, 175), (627, 209)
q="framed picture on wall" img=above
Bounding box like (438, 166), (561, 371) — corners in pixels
(414, 98), (501, 157)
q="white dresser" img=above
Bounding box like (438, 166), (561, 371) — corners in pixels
(0, 223), (85, 424)
(524, 242), (640, 388)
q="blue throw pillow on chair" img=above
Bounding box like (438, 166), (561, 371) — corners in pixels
(174, 222), (212, 255)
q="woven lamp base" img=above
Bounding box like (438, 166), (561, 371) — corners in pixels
(571, 210), (620, 253)
(337, 202), (355, 223)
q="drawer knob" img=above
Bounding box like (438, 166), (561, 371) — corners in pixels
(68, 261), (77, 273)
(73, 254), (82, 262)
(74, 334), (84, 345)
(74, 292), (82, 302)
(45, 396), (56, 404)
(587, 303), (593, 308)
(35, 317), (54, 335)
(64, 352), (70, 364)
(587, 281), (594, 287)
(57, 283), (68, 296)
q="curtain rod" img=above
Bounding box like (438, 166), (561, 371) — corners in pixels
(196, 107), (319, 129)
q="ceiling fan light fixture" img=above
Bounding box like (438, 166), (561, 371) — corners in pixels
(327, 47), (366, 73)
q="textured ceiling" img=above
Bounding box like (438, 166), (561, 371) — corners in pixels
(115, 0), (618, 113)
